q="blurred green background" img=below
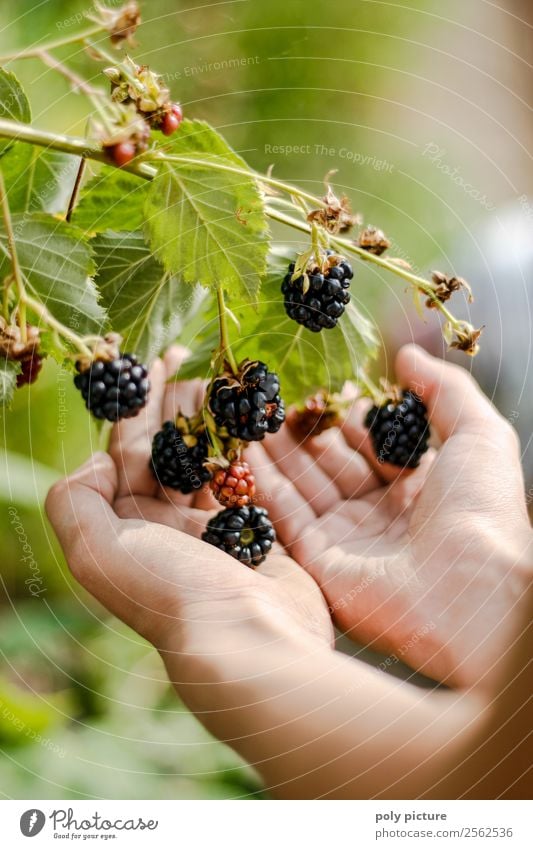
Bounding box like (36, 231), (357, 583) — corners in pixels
(0, 0), (531, 799)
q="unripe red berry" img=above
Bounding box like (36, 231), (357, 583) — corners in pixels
(111, 142), (136, 167)
(161, 111), (181, 136)
(210, 461), (256, 508)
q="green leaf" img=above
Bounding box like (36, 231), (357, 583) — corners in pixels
(145, 119), (269, 301)
(92, 230), (207, 362)
(0, 213), (106, 337)
(1, 143), (80, 213)
(74, 167), (149, 233)
(0, 448), (58, 506)
(0, 68), (31, 157)
(0, 358), (21, 406)
(172, 328), (219, 381)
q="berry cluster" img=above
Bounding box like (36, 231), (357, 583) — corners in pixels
(202, 505), (275, 568)
(74, 352), (150, 422)
(365, 390), (430, 468)
(151, 417), (212, 493)
(209, 361), (285, 442)
(282, 255), (353, 332)
(102, 58), (183, 166)
(210, 460), (256, 507)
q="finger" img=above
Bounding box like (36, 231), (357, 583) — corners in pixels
(246, 442), (319, 552)
(115, 495), (214, 539)
(46, 452), (120, 575)
(395, 344), (520, 446)
(396, 344), (528, 520)
(109, 357), (166, 498)
(263, 428), (342, 515)
(303, 426), (382, 499)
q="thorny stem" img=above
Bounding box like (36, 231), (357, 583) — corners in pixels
(0, 115), (465, 331)
(37, 50), (102, 97)
(0, 24), (105, 63)
(38, 50), (116, 133)
(66, 158), (87, 222)
(0, 169), (27, 341)
(0, 118), (156, 179)
(216, 287), (238, 375)
(159, 154), (326, 210)
(0, 90), (466, 356)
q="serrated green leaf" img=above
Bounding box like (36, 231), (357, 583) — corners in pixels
(74, 167), (149, 233)
(0, 213), (106, 337)
(0, 68), (31, 157)
(92, 230), (207, 362)
(0, 358), (21, 406)
(145, 119), (269, 301)
(1, 143), (80, 213)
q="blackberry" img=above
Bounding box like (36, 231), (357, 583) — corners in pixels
(151, 418), (212, 494)
(209, 360), (285, 442)
(74, 352), (150, 422)
(365, 390), (430, 469)
(210, 460), (256, 507)
(202, 505), (275, 568)
(16, 352), (43, 387)
(282, 256), (353, 332)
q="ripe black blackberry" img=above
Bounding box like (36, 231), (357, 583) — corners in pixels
(202, 505), (275, 568)
(74, 352), (150, 421)
(282, 256), (353, 332)
(365, 390), (430, 469)
(151, 418), (212, 493)
(209, 360), (285, 442)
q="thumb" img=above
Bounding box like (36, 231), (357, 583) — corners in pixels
(395, 345), (527, 511)
(395, 344), (518, 445)
(46, 452), (120, 569)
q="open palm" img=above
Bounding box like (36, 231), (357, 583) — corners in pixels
(100, 347), (333, 652)
(246, 346), (532, 687)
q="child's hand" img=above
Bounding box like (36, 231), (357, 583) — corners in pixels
(246, 345), (532, 687)
(45, 348), (333, 663)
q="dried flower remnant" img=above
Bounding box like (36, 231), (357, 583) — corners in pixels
(307, 187), (361, 234)
(357, 225), (391, 256)
(427, 271), (473, 308)
(90, 1), (141, 46)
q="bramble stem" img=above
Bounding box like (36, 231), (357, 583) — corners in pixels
(216, 287), (238, 375)
(0, 24), (104, 62)
(0, 118), (156, 179)
(0, 111), (466, 335)
(23, 295), (92, 358)
(0, 169), (27, 340)
(158, 154), (325, 209)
